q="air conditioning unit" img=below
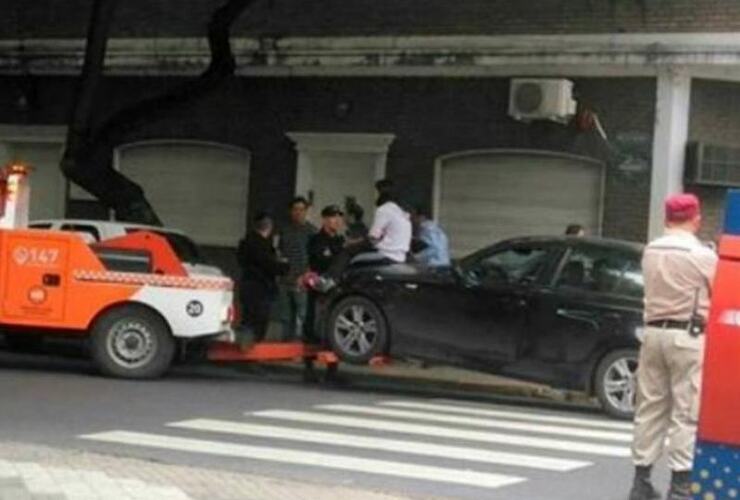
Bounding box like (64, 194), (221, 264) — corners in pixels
(685, 142), (740, 187)
(508, 78), (577, 124)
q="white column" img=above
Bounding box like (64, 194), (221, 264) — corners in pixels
(648, 68), (692, 241)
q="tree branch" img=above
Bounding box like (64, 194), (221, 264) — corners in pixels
(62, 0), (255, 224)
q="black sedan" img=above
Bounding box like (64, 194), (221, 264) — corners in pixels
(318, 236), (645, 419)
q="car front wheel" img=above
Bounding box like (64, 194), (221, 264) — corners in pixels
(595, 348), (639, 420)
(327, 296), (388, 364)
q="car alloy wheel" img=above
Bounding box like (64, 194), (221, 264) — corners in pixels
(601, 354), (638, 415)
(327, 296), (389, 364)
(334, 304), (379, 357)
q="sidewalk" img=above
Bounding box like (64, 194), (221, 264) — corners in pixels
(0, 442), (413, 500)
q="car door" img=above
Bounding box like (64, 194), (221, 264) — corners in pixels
(524, 243), (644, 367)
(390, 241), (561, 369)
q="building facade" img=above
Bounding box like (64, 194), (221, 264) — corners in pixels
(2, 0), (740, 270)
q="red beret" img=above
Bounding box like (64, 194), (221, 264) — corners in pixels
(665, 193), (701, 223)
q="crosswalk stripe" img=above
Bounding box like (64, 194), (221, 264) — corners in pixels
(385, 400), (634, 431)
(252, 410), (631, 457)
(80, 431), (525, 489)
(170, 418), (591, 472)
(317, 405), (632, 443)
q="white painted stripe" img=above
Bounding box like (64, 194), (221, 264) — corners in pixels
(80, 431), (524, 489)
(253, 410), (631, 457)
(317, 405), (632, 443)
(170, 418), (590, 472)
(385, 400), (634, 431)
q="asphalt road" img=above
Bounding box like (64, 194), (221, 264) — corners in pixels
(0, 348), (670, 500)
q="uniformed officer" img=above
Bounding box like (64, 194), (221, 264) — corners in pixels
(629, 193), (718, 500)
(302, 205), (346, 343)
(308, 205), (346, 275)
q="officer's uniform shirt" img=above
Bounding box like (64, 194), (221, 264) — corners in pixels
(642, 229), (718, 323)
(308, 229), (345, 274)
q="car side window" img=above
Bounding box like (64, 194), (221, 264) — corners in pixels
(556, 246), (640, 296)
(613, 258), (644, 298)
(467, 246), (551, 287)
(60, 224), (101, 243)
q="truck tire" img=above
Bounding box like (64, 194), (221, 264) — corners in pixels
(595, 348), (639, 420)
(90, 305), (175, 379)
(327, 296), (388, 365)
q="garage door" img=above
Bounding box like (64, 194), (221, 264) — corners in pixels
(437, 152), (603, 257)
(118, 142), (249, 247)
(0, 142), (65, 221)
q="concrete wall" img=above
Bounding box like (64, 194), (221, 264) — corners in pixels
(688, 79), (740, 241)
(0, 75), (658, 243)
(2, 0), (739, 38)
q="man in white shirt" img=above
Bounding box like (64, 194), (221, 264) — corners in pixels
(363, 179), (412, 263)
(310, 179), (411, 290)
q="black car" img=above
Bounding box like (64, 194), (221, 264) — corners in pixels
(318, 236), (645, 419)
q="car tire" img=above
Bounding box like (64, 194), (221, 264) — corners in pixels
(90, 305), (175, 379)
(595, 348), (639, 420)
(327, 296), (389, 365)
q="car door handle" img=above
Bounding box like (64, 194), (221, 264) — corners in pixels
(404, 283), (419, 291)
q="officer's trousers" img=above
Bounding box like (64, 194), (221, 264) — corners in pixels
(632, 326), (704, 471)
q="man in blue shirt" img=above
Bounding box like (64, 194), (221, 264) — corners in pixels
(411, 206), (451, 267)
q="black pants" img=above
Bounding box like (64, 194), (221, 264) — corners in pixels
(240, 279), (275, 342)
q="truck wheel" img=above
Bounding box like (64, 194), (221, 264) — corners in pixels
(595, 348), (639, 420)
(327, 296), (388, 364)
(90, 305), (175, 379)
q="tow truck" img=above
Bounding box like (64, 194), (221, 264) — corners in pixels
(0, 161), (346, 379)
(0, 162), (234, 378)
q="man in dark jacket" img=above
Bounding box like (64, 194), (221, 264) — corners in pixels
(304, 205), (346, 343)
(237, 213), (289, 344)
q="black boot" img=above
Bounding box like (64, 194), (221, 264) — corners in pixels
(629, 466), (660, 500)
(666, 470), (692, 500)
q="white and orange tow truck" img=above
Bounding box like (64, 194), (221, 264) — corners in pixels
(0, 162), (235, 378)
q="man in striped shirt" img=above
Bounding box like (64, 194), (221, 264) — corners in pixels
(277, 197), (317, 341)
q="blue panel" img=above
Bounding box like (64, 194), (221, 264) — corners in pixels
(692, 441), (739, 499)
(724, 190), (740, 236)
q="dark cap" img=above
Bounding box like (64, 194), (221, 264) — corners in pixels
(321, 204), (344, 217)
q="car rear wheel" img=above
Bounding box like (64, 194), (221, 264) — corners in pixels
(90, 305), (175, 379)
(327, 296), (388, 364)
(595, 348), (639, 420)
